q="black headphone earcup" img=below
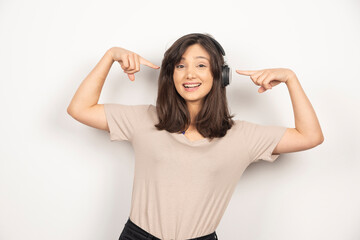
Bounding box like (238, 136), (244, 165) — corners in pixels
(221, 65), (230, 88)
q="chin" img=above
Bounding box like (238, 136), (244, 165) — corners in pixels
(182, 94), (206, 102)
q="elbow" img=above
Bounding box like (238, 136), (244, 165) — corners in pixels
(303, 133), (324, 148)
(312, 135), (325, 147)
(317, 131), (325, 144)
(67, 106), (77, 117)
(67, 107), (73, 116)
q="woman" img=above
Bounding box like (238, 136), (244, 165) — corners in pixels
(67, 33), (324, 240)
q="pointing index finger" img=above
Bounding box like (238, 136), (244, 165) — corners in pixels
(139, 56), (160, 69)
(236, 70), (257, 76)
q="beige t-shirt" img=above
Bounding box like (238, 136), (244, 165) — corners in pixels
(104, 103), (287, 240)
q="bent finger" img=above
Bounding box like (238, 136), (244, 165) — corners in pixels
(128, 53), (136, 71)
(262, 76), (274, 89)
(135, 55), (140, 72)
(120, 55), (129, 69)
(124, 69), (138, 74)
(256, 72), (269, 86)
(251, 71), (264, 84)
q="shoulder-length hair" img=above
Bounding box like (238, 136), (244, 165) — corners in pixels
(154, 33), (235, 141)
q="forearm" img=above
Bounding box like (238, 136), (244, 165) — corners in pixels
(286, 73), (324, 144)
(67, 48), (114, 113)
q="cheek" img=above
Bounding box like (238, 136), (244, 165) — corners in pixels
(173, 71), (183, 80)
(172, 73), (179, 83)
(173, 81), (181, 89)
(201, 70), (213, 79)
(173, 76), (183, 91)
(205, 78), (214, 91)
(205, 81), (213, 90)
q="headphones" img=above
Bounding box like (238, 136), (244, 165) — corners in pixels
(205, 35), (231, 88)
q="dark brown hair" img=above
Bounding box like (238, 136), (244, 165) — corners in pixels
(154, 33), (235, 141)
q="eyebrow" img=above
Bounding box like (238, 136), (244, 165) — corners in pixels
(181, 56), (210, 61)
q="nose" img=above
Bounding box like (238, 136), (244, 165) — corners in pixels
(186, 66), (196, 79)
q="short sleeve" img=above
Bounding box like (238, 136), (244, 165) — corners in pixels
(241, 120), (287, 163)
(103, 103), (150, 142)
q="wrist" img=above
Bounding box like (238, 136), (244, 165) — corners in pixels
(107, 48), (115, 62)
(285, 71), (298, 85)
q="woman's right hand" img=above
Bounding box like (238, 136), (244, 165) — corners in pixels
(109, 47), (160, 81)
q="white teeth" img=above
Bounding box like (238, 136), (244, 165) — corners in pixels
(184, 83), (201, 88)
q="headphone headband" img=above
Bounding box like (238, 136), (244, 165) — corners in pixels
(208, 37), (226, 56)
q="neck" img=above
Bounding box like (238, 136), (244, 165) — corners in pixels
(186, 100), (203, 125)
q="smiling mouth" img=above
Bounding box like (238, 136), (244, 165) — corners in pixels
(183, 83), (202, 88)
(183, 83), (202, 92)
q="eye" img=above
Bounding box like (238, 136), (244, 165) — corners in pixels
(175, 64), (184, 69)
(198, 64), (206, 68)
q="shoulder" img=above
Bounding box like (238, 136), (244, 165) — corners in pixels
(232, 119), (284, 136)
(148, 104), (156, 112)
(232, 119), (250, 130)
(104, 103), (156, 122)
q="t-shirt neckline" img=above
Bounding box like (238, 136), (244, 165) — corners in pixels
(171, 132), (217, 146)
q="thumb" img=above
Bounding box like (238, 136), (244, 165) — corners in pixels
(258, 86), (266, 93)
(139, 56), (160, 69)
(128, 73), (135, 81)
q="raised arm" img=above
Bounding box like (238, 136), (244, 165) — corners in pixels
(282, 72), (324, 148)
(67, 47), (160, 131)
(236, 68), (324, 154)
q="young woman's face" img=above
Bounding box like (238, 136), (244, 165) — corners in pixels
(173, 44), (213, 105)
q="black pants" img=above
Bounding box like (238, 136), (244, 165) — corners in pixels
(119, 217), (218, 240)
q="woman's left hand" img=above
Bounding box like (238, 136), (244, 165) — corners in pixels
(236, 68), (295, 93)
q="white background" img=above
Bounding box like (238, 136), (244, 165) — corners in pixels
(1, 0), (359, 239)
